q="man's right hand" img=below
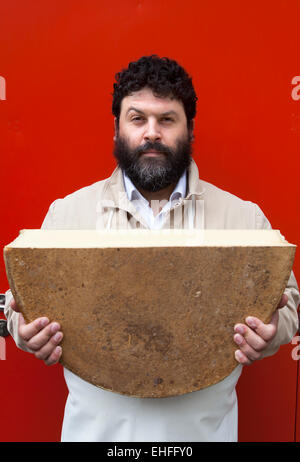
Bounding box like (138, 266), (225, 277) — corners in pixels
(10, 298), (63, 366)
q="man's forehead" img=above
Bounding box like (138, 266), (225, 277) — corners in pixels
(120, 87), (184, 114)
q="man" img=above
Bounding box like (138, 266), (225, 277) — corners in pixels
(4, 55), (299, 441)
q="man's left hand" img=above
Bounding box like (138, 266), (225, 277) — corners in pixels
(233, 294), (288, 365)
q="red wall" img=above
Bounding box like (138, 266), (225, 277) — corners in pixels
(0, 0), (299, 442)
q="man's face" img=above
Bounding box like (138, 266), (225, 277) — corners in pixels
(113, 87), (193, 192)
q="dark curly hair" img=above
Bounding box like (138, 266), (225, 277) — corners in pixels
(112, 55), (197, 129)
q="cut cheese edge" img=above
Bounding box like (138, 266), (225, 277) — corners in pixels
(3, 229), (296, 398)
(5, 228), (295, 248)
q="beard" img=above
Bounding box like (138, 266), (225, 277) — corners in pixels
(113, 134), (192, 192)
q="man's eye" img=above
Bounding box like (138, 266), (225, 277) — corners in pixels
(161, 117), (174, 123)
(131, 116), (144, 122)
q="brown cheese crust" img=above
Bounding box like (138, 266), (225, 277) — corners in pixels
(3, 244), (296, 397)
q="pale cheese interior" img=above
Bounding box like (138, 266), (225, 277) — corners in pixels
(5, 229), (294, 248)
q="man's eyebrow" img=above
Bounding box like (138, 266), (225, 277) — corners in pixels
(160, 110), (178, 117)
(126, 107), (178, 117)
(126, 107), (145, 115)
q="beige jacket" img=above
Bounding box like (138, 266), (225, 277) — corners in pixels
(5, 159), (299, 358)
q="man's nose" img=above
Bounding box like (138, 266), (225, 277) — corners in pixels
(143, 120), (161, 143)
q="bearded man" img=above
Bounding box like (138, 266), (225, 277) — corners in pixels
(4, 55), (299, 442)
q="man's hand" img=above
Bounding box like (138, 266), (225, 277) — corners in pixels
(233, 294), (288, 365)
(10, 297), (63, 366)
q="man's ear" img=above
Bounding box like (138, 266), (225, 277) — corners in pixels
(189, 119), (195, 142)
(113, 117), (118, 141)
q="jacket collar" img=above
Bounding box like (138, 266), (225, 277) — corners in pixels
(123, 169), (187, 203)
(100, 158), (205, 211)
(185, 158), (206, 198)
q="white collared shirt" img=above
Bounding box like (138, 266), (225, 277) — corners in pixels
(123, 170), (187, 229)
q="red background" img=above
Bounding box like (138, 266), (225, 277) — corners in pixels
(0, 0), (299, 442)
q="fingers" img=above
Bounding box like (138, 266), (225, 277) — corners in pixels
(234, 324), (267, 351)
(9, 295), (63, 366)
(233, 312), (279, 365)
(245, 311), (279, 342)
(234, 349), (253, 365)
(27, 322), (63, 365)
(18, 317), (63, 366)
(34, 337), (63, 366)
(19, 316), (51, 341)
(26, 322), (62, 351)
(233, 294), (288, 365)
(44, 345), (62, 366)
(233, 325), (266, 365)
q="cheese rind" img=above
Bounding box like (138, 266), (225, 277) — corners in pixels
(3, 229), (296, 398)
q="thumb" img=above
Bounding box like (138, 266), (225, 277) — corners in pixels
(256, 309), (279, 342)
(269, 308), (279, 328)
(18, 313), (26, 327)
(10, 298), (20, 312)
(277, 293), (288, 309)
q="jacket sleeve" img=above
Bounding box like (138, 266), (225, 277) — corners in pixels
(4, 201), (57, 352)
(254, 203), (300, 358)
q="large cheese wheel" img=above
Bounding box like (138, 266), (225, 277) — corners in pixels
(3, 229), (296, 397)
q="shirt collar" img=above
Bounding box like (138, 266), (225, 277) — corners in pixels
(123, 170), (187, 204)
